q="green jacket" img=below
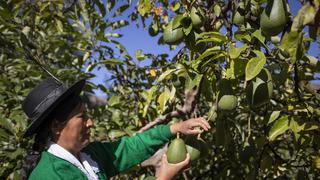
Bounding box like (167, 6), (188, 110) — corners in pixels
(29, 125), (173, 180)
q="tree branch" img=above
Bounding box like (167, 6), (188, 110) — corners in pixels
(138, 88), (199, 133)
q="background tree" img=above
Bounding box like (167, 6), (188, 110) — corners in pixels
(0, 0), (320, 179)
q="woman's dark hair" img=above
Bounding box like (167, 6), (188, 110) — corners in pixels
(22, 95), (82, 179)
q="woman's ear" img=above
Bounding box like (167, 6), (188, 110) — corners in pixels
(50, 120), (64, 140)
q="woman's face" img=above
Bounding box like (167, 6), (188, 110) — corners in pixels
(55, 103), (93, 155)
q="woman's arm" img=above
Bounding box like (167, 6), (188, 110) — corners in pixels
(83, 117), (210, 178)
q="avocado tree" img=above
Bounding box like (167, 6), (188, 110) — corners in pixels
(113, 0), (320, 179)
(0, 0), (320, 179)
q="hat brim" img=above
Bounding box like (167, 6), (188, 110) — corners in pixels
(23, 80), (86, 137)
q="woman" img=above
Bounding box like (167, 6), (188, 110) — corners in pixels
(22, 78), (210, 180)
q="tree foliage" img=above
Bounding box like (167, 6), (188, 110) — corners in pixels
(0, 0), (320, 179)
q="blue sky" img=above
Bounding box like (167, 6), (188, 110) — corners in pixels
(91, 0), (319, 96)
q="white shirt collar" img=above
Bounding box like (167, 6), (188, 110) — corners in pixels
(47, 142), (99, 180)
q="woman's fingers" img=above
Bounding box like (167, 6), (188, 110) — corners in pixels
(162, 154), (168, 164)
(196, 117), (211, 129)
(190, 118), (210, 131)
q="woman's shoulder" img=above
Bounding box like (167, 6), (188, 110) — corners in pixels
(29, 151), (87, 180)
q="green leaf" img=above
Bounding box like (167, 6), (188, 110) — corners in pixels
(93, 0), (106, 17)
(101, 59), (123, 65)
(279, 31), (303, 64)
(157, 88), (171, 113)
(83, 52), (90, 61)
(86, 58), (123, 72)
(0, 128), (10, 141)
(110, 20), (129, 29)
(22, 26), (31, 37)
(291, 2), (316, 32)
(199, 32), (227, 44)
(245, 50), (266, 81)
(169, 85), (176, 101)
(186, 74), (203, 90)
(134, 49), (146, 61)
(196, 52), (226, 72)
(268, 115), (289, 141)
(108, 96), (121, 106)
(107, 0), (115, 11)
(229, 44), (248, 59)
(183, 22), (193, 36)
(115, 4), (130, 17)
(55, 19), (63, 33)
(304, 55), (320, 70)
(226, 57), (248, 79)
(143, 86), (156, 117)
(138, 0), (152, 17)
(195, 46), (222, 62)
(105, 33), (122, 38)
(112, 40), (128, 53)
(157, 69), (176, 83)
(252, 29), (265, 45)
(207, 106), (217, 122)
(267, 111), (281, 125)
(108, 129), (126, 139)
(0, 116), (15, 135)
(235, 30), (252, 42)
(290, 119), (320, 132)
(172, 15), (184, 29)
(170, 2), (181, 12)
(7, 148), (24, 160)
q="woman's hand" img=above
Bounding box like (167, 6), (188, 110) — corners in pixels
(170, 117), (211, 135)
(157, 153), (190, 180)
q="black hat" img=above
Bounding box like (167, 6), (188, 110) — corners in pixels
(22, 78), (85, 137)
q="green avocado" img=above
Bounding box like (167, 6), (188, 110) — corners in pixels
(163, 21), (184, 45)
(260, 0), (287, 36)
(185, 135), (208, 161)
(166, 137), (187, 164)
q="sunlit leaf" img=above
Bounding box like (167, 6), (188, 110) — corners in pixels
(157, 87), (170, 113)
(245, 50), (266, 81)
(252, 29), (265, 45)
(268, 115), (289, 141)
(134, 49), (146, 61)
(170, 2), (180, 12)
(207, 106), (217, 122)
(138, 0), (152, 17)
(199, 32), (227, 43)
(143, 86), (156, 117)
(229, 44), (248, 59)
(108, 130), (126, 139)
(291, 2), (316, 32)
(235, 29), (252, 42)
(55, 19), (63, 33)
(279, 31), (303, 64)
(0, 116), (15, 135)
(226, 57), (248, 79)
(108, 96), (121, 106)
(172, 15), (184, 29)
(107, 0), (115, 11)
(267, 111), (281, 125)
(93, 0), (106, 17)
(195, 46), (222, 62)
(115, 4), (130, 17)
(157, 69), (176, 83)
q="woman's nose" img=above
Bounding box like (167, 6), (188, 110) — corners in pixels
(86, 118), (93, 128)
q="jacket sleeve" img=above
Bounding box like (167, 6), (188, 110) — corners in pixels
(83, 124), (173, 178)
